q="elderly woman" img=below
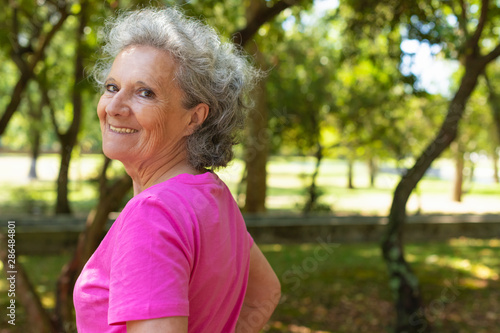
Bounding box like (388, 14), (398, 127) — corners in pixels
(73, 7), (280, 333)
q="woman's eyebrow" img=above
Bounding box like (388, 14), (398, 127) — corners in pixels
(136, 80), (154, 88)
(137, 79), (164, 92)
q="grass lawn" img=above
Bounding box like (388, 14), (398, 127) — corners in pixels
(0, 239), (499, 332)
(261, 238), (500, 333)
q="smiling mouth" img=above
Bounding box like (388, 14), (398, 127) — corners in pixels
(109, 125), (138, 134)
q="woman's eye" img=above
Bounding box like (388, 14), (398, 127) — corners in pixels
(139, 89), (155, 98)
(105, 84), (118, 93)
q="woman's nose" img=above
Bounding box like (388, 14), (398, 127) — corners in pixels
(105, 92), (131, 117)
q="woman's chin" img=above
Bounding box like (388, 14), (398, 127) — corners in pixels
(102, 147), (129, 162)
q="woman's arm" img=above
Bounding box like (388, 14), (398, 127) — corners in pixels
(127, 243), (280, 333)
(127, 316), (188, 332)
(236, 243), (281, 333)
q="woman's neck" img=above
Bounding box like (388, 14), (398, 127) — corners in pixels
(122, 150), (198, 196)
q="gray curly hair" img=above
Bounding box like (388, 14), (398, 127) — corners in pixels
(93, 7), (260, 170)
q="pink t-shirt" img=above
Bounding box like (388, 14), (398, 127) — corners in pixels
(73, 172), (253, 332)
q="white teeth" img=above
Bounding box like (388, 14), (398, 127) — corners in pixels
(110, 125), (138, 134)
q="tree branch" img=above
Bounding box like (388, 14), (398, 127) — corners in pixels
(482, 42), (500, 64)
(65, 1), (87, 139)
(39, 81), (62, 139)
(11, 6), (20, 49)
(9, 7), (30, 76)
(0, 4), (70, 136)
(484, 71), (500, 144)
(465, 0), (489, 57)
(232, 0), (301, 46)
(458, 0), (469, 38)
(29, 7), (69, 71)
(99, 157), (113, 196)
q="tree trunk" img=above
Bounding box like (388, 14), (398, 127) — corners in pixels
(382, 43), (495, 333)
(468, 159), (476, 188)
(236, 165), (248, 208)
(368, 157), (377, 188)
(242, 0), (267, 213)
(55, 157), (132, 331)
(26, 69), (44, 181)
(0, 72), (31, 137)
(484, 71), (500, 183)
(347, 157), (355, 189)
(493, 149), (499, 184)
(452, 143), (464, 202)
(303, 144), (323, 214)
(29, 128), (41, 180)
(234, 0), (304, 213)
(56, 142), (73, 214)
(244, 66), (269, 213)
(484, 72), (500, 144)
(54, 3), (87, 214)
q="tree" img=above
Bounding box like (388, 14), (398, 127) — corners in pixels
(484, 67), (500, 183)
(0, 0), (70, 137)
(485, 64), (500, 153)
(1, 1), (91, 213)
(179, 0), (311, 213)
(262, 6), (336, 211)
(243, 44), (270, 212)
(259, 2), (435, 211)
(26, 92), (43, 179)
(378, 1), (500, 332)
(450, 73), (498, 201)
(336, 0), (499, 331)
(233, 0), (312, 213)
(45, 1), (89, 214)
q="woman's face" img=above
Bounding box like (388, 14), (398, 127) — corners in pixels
(97, 45), (194, 166)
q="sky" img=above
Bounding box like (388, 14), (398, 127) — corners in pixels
(310, 0), (460, 98)
(400, 39), (460, 97)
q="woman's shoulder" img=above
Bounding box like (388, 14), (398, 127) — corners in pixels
(116, 171), (229, 229)
(141, 172), (226, 204)
(113, 192), (191, 243)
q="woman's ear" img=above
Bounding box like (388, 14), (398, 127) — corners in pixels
(186, 103), (209, 135)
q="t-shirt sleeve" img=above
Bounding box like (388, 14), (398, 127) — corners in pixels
(108, 196), (193, 325)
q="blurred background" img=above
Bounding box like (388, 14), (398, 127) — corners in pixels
(0, 0), (499, 332)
